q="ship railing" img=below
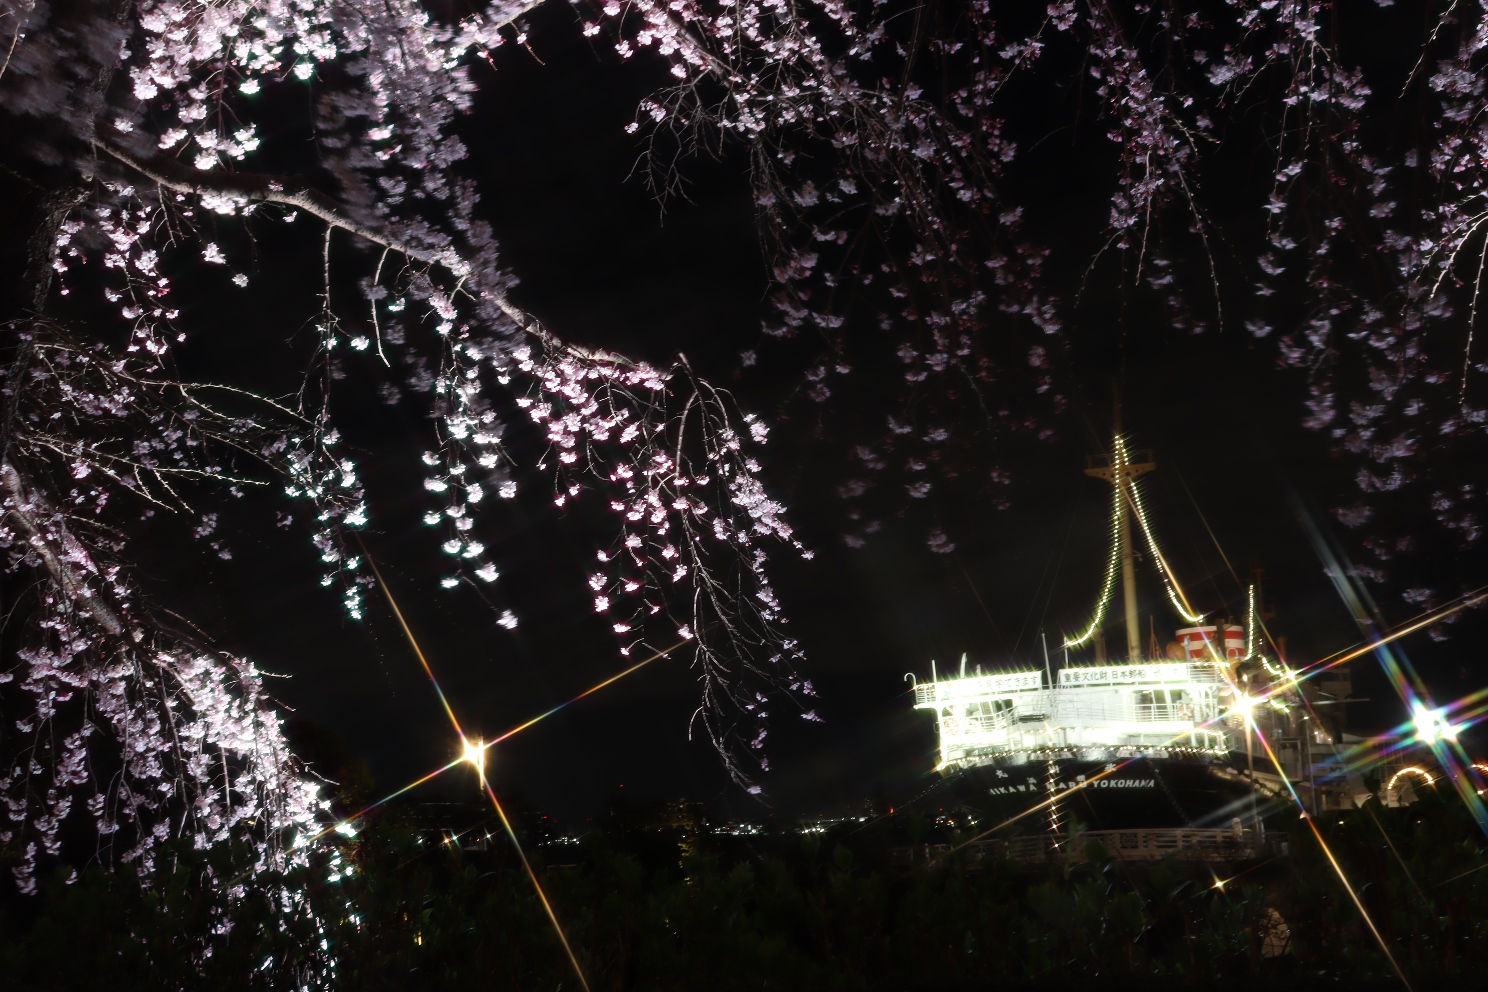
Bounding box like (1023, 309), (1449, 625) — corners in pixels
(1047, 701), (1218, 726)
(1048, 701), (1131, 723)
(1129, 703), (1213, 723)
(896, 827), (1280, 869)
(1184, 663), (1229, 684)
(959, 711), (1018, 735)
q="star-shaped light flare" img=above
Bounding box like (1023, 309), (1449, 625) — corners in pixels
(356, 551), (610, 991)
(332, 549), (699, 992)
(462, 736), (486, 777)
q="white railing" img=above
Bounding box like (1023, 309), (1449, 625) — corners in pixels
(958, 710), (1017, 735)
(1129, 703), (1211, 723)
(1047, 699), (1131, 724)
(1183, 663), (1229, 684)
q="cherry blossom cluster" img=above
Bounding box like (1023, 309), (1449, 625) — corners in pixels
(506, 345), (812, 784)
(0, 309), (358, 888)
(0, 461), (330, 895)
(583, 0), (1073, 549)
(1184, 1), (1488, 612)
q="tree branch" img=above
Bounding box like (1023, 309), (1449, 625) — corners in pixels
(1, 462), (124, 635)
(92, 139), (634, 367)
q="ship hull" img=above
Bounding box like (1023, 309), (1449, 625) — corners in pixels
(944, 752), (1258, 832)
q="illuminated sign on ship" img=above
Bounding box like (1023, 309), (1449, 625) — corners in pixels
(1058, 664), (1192, 686)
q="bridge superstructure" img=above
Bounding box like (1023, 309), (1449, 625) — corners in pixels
(913, 661), (1241, 771)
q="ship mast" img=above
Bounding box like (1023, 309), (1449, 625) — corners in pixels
(1085, 404), (1155, 662)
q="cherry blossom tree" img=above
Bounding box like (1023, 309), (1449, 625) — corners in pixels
(0, 0), (815, 898)
(4, 0), (1488, 911)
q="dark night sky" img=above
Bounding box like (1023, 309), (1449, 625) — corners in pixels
(116, 4), (1488, 826)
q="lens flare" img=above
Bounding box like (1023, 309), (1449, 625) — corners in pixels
(305, 639), (686, 844)
(1411, 702), (1459, 745)
(462, 736), (486, 775)
(1247, 720), (1415, 992)
(480, 778), (592, 992)
(362, 547), (466, 739)
(302, 757), (465, 846)
(360, 545), (591, 992)
(482, 638), (690, 750)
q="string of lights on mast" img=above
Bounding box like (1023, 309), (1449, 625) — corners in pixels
(1062, 439), (1127, 650)
(1063, 434), (1203, 655)
(1122, 441), (1205, 626)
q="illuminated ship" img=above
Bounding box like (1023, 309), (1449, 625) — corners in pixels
(911, 431), (1338, 836)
